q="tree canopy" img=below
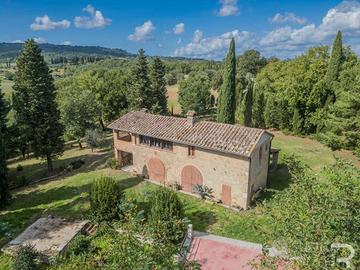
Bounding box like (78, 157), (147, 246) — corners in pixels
(13, 39), (64, 171)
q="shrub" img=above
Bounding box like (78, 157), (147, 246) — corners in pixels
(90, 176), (122, 222)
(148, 187), (186, 243)
(16, 164), (23, 172)
(106, 157), (118, 169)
(193, 184), (214, 200)
(12, 244), (38, 270)
(65, 235), (91, 257)
(69, 159), (85, 170)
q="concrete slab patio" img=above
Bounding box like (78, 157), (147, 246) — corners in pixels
(3, 217), (89, 262)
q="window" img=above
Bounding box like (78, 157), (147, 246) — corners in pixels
(140, 135), (151, 145)
(188, 146), (195, 156)
(139, 135), (173, 151)
(117, 132), (131, 141)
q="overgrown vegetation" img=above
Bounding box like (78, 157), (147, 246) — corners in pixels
(148, 187), (186, 243)
(12, 245), (39, 270)
(258, 155), (360, 269)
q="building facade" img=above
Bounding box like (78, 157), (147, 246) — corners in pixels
(109, 110), (273, 209)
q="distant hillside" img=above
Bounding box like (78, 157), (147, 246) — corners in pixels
(0, 42), (134, 62)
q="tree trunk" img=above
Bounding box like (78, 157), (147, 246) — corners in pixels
(47, 154), (53, 172)
(21, 149), (26, 159)
(99, 117), (105, 130)
(78, 140), (83, 149)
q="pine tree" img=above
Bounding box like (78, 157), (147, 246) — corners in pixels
(129, 49), (152, 110)
(150, 57), (168, 114)
(13, 40), (64, 172)
(217, 38), (236, 124)
(0, 86), (10, 207)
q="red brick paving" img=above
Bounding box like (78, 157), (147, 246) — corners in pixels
(188, 237), (263, 270)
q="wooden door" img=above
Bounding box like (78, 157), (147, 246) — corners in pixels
(221, 184), (231, 206)
(147, 158), (165, 183)
(181, 165), (203, 192)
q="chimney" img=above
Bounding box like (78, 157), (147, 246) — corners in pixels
(141, 108), (149, 113)
(186, 110), (198, 126)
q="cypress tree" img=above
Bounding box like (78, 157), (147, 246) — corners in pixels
(324, 31), (343, 106)
(0, 86), (10, 207)
(292, 108), (303, 135)
(252, 90), (265, 128)
(129, 49), (152, 110)
(326, 31), (343, 85)
(217, 38), (236, 124)
(13, 40), (64, 172)
(243, 74), (254, 127)
(150, 57), (168, 114)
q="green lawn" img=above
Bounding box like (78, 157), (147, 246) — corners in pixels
(1, 131), (359, 268)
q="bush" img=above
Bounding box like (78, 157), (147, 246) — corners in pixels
(12, 244), (38, 270)
(193, 184), (214, 200)
(65, 235), (91, 257)
(90, 176), (122, 222)
(69, 159), (85, 170)
(106, 157), (118, 169)
(148, 187), (186, 243)
(16, 164), (23, 172)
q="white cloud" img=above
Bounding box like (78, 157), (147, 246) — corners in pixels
(74, 5), (111, 29)
(33, 37), (47, 44)
(173, 23), (185, 35)
(192, 30), (203, 43)
(30, 15), (70, 31)
(261, 1), (360, 51)
(128, 20), (155, 41)
(62, 41), (72, 45)
(269, 12), (307, 25)
(174, 29), (253, 59)
(218, 0), (239, 17)
(11, 40), (24, 43)
(177, 38), (182, 44)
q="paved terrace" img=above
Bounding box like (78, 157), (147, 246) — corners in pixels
(188, 231), (283, 270)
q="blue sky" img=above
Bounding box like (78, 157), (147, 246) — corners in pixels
(1, 0), (359, 59)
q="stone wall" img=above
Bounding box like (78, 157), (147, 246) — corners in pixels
(112, 131), (271, 209)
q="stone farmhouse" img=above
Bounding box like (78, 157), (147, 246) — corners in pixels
(108, 110), (273, 209)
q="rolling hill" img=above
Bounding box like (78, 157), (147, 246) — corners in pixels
(0, 42), (134, 62)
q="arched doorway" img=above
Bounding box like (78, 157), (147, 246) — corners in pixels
(147, 158), (165, 183)
(181, 165), (203, 193)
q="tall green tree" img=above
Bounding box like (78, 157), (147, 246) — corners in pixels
(324, 31), (343, 107)
(0, 85), (10, 208)
(150, 57), (168, 114)
(326, 31), (343, 85)
(129, 49), (152, 110)
(58, 80), (99, 149)
(237, 73), (254, 126)
(13, 40), (64, 172)
(178, 72), (211, 115)
(217, 38), (236, 124)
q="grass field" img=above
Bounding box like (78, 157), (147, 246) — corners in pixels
(167, 84), (181, 115)
(1, 130), (359, 268)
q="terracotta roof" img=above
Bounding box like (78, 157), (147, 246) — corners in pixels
(108, 111), (272, 158)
